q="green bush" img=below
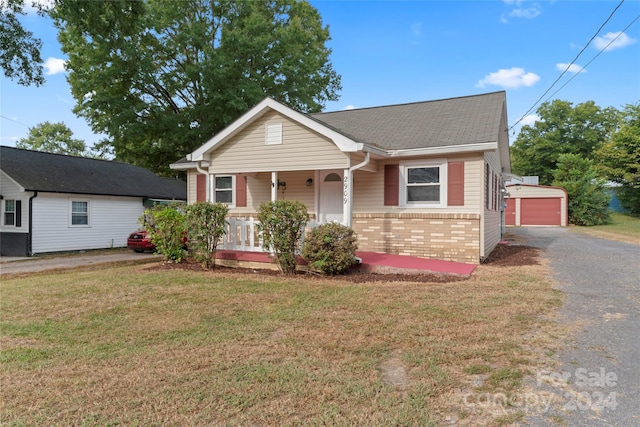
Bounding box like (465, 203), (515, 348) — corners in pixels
(256, 200), (309, 274)
(185, 202), (229, 268)
(142, 205), (186, 262)
(553, 154), (610, 226)
(302, 222), (358, 275)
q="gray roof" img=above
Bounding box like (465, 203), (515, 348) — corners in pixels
(1, 146), (186, 200)
(310, 91), (506, 151)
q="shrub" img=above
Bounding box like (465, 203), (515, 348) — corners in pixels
(553, 154), (610, 226)
(256, 200), (309, 274)
(185, 202), (229, 268)
(302, 222), (358, 275)
(142, 205), (186, 262)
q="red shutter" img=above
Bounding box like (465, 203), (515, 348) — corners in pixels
(236, 175), (247, 207)
(384, 164), (399, 206)
(447, 162), (465, 206)
(196, 173), (206, 202)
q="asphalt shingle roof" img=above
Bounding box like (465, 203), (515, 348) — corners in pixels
(310, 91), (506, 151)
(1, 146), (186, 200)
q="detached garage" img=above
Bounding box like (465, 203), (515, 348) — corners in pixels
(505, 184), (568, 227)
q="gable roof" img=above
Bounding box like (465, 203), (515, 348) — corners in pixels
(310, 91), (507, 151)
(1, 146), (186, 200)
(188, 97), (362, 162)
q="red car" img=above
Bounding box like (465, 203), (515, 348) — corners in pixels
(127, 230), (155, 253)
(127, 230), (188, 253)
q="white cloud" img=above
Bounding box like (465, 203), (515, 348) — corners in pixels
(43, 57), (67, 75)
(343, 105), (356, 110)
(593, 31), (637, 52)
(501, 1), (541, 23)
(556, 63), (585, 74)
(521, 114), (539, 127)
(477, 67), (540, 89)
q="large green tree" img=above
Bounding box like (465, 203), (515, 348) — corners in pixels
(17, 121), (87, 155)
(51, 0), (341, 175)
(596, 103), (640, 215)
(511, 100), (618, 185)
(0, 0), (45, 86)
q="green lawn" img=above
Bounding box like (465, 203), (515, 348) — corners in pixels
(570, 213), (640, 245)
(1, 259), (562, 426)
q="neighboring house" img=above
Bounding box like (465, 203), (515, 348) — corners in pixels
(171, 91), (510, 264)
(0, 146), (186, 257)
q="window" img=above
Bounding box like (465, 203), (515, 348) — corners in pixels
(214, 175), (234, 205)
(400, 160), (447, 208)
(70, 200), (90, 226)
(4, 199), (20, 226)
(265, 123), (283, 145)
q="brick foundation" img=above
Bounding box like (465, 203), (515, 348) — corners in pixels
(351, 213), (481, 264)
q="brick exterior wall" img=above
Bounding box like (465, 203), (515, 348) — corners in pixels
(352, 213), (481, 264)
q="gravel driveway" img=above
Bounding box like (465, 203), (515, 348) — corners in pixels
(508, 227), (639, 426)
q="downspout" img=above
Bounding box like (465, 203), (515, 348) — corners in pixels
(195, 161), (210, 202)
(28, 191), (37, 256)
(344, 152), (370, 227)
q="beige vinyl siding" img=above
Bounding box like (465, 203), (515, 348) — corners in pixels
(482, 210), (501, 259)
(187, 170), (198, 204)
(353, 155), (484, 215)
(232, 171), (316, 215)
(208, 111), (348, 174)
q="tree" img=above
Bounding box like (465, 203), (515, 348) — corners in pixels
(17, 121), (87, 156)
(511, 100), (618, 185)
(553, 154), (610, 226)
(51, 0), (341, 175)
(596, 103), (640, 216)
(0, 0), (45, 86)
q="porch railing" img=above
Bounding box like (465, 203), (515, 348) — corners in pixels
(219, 217), (317, 253)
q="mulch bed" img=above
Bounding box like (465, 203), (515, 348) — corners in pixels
(145, 243), (540, 283)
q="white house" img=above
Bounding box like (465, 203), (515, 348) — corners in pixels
(0, 146), (186, 256)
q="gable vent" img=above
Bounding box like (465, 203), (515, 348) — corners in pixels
(265, 123), (283, 145)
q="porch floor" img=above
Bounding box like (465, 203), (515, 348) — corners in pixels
(215, 250), (476, 276)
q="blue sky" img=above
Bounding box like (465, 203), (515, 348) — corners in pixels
(1, 0), (639, 150)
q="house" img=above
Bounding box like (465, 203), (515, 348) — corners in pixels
(0, 146), (186, 257)
(171, 91), (511, 264)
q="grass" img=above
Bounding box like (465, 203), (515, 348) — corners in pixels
(0, 258), (563, 426)
(570, 213), (640, 245)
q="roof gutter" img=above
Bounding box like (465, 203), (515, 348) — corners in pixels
(28, 191), (37, 256)
(386, 141), (498, 158)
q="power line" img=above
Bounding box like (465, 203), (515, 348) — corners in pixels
(0, 114), (31, 128)
(542, 14), (640, 104)
(509, 0), (627, 131)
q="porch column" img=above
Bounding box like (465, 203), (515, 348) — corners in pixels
(343, 168), (351, 227)
(210, 174), (215, 203)
(271, 171), (278, 201)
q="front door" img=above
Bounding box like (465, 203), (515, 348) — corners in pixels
(319, 170), (344, 223)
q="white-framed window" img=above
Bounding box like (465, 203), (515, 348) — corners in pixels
(3, 199), (18, 226)
(70, 200), (90, 226)
(400, 159), (447, 208)
(214, 175), (235, 207)
(265, 123), (283, 145)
